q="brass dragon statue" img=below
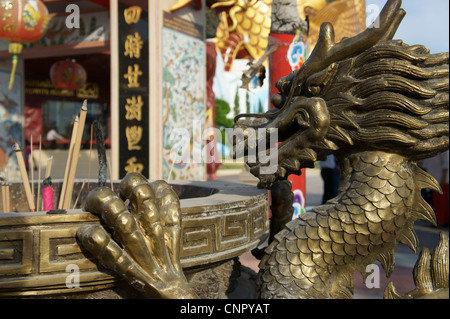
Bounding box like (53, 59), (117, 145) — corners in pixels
(77, 0), (448, 299)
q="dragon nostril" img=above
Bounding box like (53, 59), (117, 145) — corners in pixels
(296, 109), (310, 127)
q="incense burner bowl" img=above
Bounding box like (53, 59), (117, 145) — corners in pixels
(0, 179), (268, 298)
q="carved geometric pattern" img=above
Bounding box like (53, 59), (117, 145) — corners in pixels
(249, 202), (268, 239)
(0, 215), (117, 296)
(0, 230), (33, 276)
(39, 228), (98, 273)
(180, 202), (268, 267)
(0, 183), (269, 296)
(182, 217), (217, 257)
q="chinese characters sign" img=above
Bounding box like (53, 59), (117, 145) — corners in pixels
(118, 5), (149, 178)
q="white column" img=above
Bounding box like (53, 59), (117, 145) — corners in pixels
(109, 0), (120, 180)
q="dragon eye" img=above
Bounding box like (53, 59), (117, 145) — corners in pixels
(308, 85), (321, 95)
(305, 63), (338, 96)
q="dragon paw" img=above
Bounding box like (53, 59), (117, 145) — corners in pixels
(385, 232), (449, 299)
(77, 173), (197, 299)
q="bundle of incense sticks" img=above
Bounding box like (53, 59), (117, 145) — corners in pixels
(42, 156), (53, 211)
(59, 116), (79, 209)
(42, 177), (54, 211)
(93, 120), (107, 188)
(12, 142), (35, 212)
(59, 100), (88, 210)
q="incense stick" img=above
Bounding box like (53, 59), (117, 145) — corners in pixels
(42, 159), (54, 211)
(72, 179), (86, 209)
(30, 135), (34, 199)
(93, 121), (107, 188)
(1, 180), (5, 213)
(13, 142), (35, 212)
(63, 100), (88, 209)
(36, 135), (42, 211)
(5, 169), (10, 212)
(5, 182), (9, 212)
(45, 156), (53, 179)
(87, 123), (93, 191)
(107, 154), (114, 191)
(58, 116), (79, 209)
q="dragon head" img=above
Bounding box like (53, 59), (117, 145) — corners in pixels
(232, 0), (449, 188)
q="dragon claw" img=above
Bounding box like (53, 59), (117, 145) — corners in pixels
(77, 173), (197, 299)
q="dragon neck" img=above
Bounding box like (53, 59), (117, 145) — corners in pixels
(337, 150), (439, 231)
(330, 150), (439, 280)
(258, 150), (441, 299)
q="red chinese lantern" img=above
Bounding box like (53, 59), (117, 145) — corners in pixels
(0, 0), (50, 89)
(50, 59), (87, 90)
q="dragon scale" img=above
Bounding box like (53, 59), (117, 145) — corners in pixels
(258, 151), (439, 299)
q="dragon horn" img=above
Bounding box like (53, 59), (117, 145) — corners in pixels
(235, 0), (406, 125)
(284, 0), (405, 102)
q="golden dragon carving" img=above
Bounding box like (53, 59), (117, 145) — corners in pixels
(211, 0), (365, 71)
(77, 0), (449, 299)
(300, 0), (366, 52)
(212, 0), (272, 71)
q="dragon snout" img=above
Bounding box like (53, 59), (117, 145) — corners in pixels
(230, 96), (332, 187)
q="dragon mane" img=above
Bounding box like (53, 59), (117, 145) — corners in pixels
(316, 40), (449, 161)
